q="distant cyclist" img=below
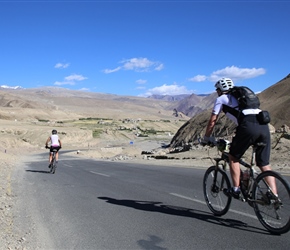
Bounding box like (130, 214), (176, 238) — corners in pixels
(45, 129), (62, 167)
(201, 78), (277, 199)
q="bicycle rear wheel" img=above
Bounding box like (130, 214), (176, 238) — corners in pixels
(203, 166), (232, 216)
(252, 171), (290, 234)
(50, 153), (56, 174)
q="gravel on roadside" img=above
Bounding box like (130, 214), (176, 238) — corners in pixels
(0, 152), (28, 250)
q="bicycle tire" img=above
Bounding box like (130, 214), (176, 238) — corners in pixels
(50, 153), (56, 174)
(203, 166), (232, 216)
(252, 170), (290, 234)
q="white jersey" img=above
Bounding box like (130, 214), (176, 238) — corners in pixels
(50, 134), (60, 147)
(212, 93), (262, 125)
(212, 93), (239, 125)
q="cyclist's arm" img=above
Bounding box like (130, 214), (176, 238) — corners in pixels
(205, 113), (218, 137)
(58, 139), (62, 148)
(45, 137), (50, 147)
(204, 96), (224, 138)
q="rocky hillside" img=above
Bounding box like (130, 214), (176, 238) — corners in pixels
(169, 74), (290, 149)
(164, 92), (216, 117)
(258, 74), (290, 128)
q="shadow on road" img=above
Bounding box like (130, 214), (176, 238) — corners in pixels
(26, 170), (51, 174)
(98, 196), (269, 235)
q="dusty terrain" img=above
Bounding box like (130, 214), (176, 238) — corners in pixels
(1, 79), (290, 248)
(1, 119), (290, 249)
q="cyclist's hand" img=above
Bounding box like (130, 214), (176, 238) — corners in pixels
(200, 136), (216, 147)
(45, 145), (49, 149)
(200, 136), (209, 146)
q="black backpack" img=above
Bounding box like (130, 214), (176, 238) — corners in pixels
(222, 86), (260, 118)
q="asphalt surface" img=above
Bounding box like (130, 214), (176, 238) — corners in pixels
(12, 151), (290, 249)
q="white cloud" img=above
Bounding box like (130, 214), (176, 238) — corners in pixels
(209, 66), (266, 82)
(103, 67), (122, 74)
(64, 74), (88, 81)
(55, 63), (70, 69)
(122, 58), (153, 70)
(136, 79), (147, 84)
(136, 86), (146, 90)
(189, 65), (266, 83)
(143, 84), (193, 96)
(103, 57), (164, 73)
(54, 74), (88, 86)
(154, 63), (164, 71)
(54, 81), (75, 86)
(188, 75), (207, 82)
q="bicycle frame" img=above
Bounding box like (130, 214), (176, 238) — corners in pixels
(214, 146), (275, 204)
(204, 140), (290, 234)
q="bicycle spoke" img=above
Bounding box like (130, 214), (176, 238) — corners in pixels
(203, 166), (232, 216)
(253, 171), (290, 234)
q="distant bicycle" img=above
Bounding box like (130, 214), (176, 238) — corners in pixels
(46, 146), (60, 174)
(202, 139), (290, 235)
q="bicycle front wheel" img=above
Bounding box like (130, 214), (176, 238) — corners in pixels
(203, 166), (232, 216)
(252, 171), (290, 234)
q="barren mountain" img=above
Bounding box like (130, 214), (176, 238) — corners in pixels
(258, 74), (290, 128)
(0, 87), (184, 121)
(1, 74), (289, 152)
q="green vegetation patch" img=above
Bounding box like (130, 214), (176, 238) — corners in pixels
(79, 117), (113, 121)
(92, 129), (103, 138)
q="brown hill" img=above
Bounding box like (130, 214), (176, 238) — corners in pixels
(258, 74), (290, 128)
(0, 87), (184, 121)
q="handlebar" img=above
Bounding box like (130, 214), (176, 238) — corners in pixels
(198, 137), (231, 152)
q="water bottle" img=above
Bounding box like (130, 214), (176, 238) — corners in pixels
(242, 169), (250, 188)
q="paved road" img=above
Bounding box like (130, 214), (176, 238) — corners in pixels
(13, 151), (290, 249)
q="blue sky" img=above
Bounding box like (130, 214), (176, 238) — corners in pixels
(0, 0), (289, 97)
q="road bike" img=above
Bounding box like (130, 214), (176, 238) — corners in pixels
(203, 139), (290, 234)
(47, 146), (60, 174)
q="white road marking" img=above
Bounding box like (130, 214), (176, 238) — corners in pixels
(170, 193), (257, 220)
(90, 171), (110, 177)
(62, 163), (73, 167)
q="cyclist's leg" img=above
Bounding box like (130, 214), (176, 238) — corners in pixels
(229, 120), (256, 188)
(228, 155), (240, 187)
(55, 147), (61, 161)
(256, 125), (277, 194)
(259, 165), (277, 195)
(49, 149), (53, 163)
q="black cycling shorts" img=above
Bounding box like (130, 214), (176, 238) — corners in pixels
(50, 146), (61, 153)
(229, 115), (271, 167)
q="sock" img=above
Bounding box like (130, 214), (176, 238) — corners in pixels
(233, 187), (240, 192)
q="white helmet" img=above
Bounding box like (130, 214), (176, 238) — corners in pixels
(215, 78), (234, 92)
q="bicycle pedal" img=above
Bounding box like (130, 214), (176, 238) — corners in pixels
(239, 197), (246, 202)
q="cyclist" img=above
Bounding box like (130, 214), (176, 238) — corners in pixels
(45, 129), (62, 167)
(201, 78), (277, 199)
